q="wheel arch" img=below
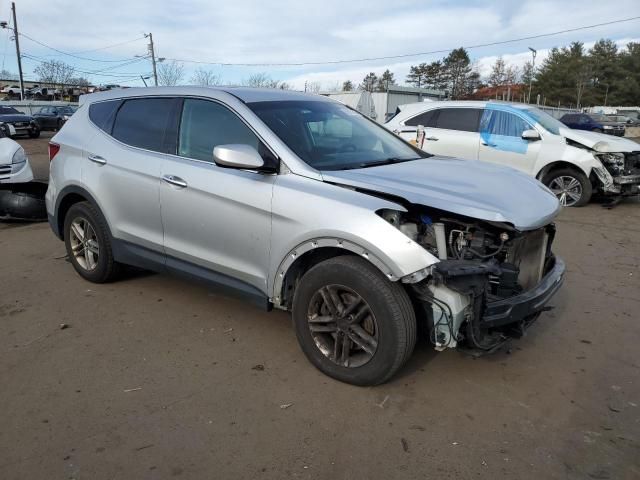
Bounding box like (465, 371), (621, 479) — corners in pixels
(54, 185), (108, 240)
(272, 238), (402, 311)
(535, 160), (591, 182)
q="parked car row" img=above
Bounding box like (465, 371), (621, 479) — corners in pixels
(385, 101), (640, 206)
(0, 105), (77, 139)
(559, 113), (625, 136)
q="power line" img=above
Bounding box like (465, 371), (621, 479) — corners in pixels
(21, 54), (149, 78)
(18, 31), (142, 63)
(164, 15), (640, 67)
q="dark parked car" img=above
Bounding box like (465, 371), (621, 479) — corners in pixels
(0, 106), (40, 138)
(560, 113), (625, 136)
(607, 114), (640, 126)
(33, 105), (77, 131)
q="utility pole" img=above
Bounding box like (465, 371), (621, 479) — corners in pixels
(145, 33), (158, 86)
(10, 2), (24, 100)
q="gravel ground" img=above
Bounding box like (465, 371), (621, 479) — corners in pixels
(0, 133), (639, 479)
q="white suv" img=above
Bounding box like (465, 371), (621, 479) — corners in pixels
(385, 101), (640, 206)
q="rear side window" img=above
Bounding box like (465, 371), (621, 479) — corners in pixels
(178, 98), (261, 162)
(435, 108), (482, 132)
(112, 98), (175, 152)
(89, 100), (121, 133)
(405, 109), (438, 127)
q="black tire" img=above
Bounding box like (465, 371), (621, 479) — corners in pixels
(28, 129), (40, 138)
(63, 201), (121, 283)
(56, 119), (62, 131)
(542, 168), (592, 207)
(292, 256), (416, 386)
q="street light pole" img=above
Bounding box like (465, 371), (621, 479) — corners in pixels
(3, 3), (25, 100)
(527, 47), (537, 104)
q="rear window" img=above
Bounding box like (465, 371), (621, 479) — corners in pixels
(435, 108), (482, 132)
(112, 98), (175, 152)
(405, 109), (438, 127)
(88, 100), (122, 133)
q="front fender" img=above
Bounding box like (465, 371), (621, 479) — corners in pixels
(269, 174), (438, 300)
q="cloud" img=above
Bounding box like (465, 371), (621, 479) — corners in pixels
(6, 0), (640, 86)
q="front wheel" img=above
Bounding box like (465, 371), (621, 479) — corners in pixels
(28, 129), (40, 138)
(292, 256), (416, 386)
(542, 168), (592, 207)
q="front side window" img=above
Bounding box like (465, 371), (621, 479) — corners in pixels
(480, 110), (532, 137)
(435, 108), (482, 132)
(112, 98), (175, 152)
(178, 99), (265, 163)
(405, 109), (438, 127)
(248, 100), (428, 171)
(0, 106), (20, 115)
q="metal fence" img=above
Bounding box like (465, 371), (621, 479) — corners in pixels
(0, 100), (79, 115)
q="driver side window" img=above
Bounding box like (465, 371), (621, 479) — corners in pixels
(481, 110), (531, 137)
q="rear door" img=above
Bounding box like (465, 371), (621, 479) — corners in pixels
(477, 108), (541, 174)
(159, 97), (276, 294)
(425, 107), (482, 160)
(84, 97), (177, 252)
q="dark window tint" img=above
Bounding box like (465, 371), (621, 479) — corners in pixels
(112, 98), (175, 152)
(178, 99), (262, 163)
(89, 100), (122, 133)
(560, 114), (574, 122)
(0, 106), (20, 115)
(405, 109), (438, 127)
(435, 108), (482, 132)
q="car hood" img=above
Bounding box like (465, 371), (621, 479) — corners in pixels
(560, 127), (638, 152)
(321, 157), (560, 231)
(0, 114), (33, 123)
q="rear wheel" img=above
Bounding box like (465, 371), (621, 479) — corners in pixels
(28, 128), (40, 138)
(542, 168), (592, 207)
(63, 202), (121, 283)
(292, 256), (416, 386)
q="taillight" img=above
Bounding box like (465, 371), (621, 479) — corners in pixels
(48, 142), (60, 162)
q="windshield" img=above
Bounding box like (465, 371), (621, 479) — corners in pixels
(589, 114), (609, 122)
(248, 100), (429, 171)
(521, 107), (566, 135)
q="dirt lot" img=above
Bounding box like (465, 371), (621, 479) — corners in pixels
(1, 134), (639, 479)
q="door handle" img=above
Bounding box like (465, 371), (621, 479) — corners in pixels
(425, 136), (439, 141)
(481, 141), (496, 147)
(162, 175), (188, 188)
(88, 154), (106, 165)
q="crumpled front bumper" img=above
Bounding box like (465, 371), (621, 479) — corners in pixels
(481, 256), (565, 328)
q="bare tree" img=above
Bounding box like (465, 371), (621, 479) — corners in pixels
(190, 68), (221, 86)
(157, 60), (185, 86)
(242, 72), (291, 89)
(34, 60), (75, 89)
(306, 81), (322, 93)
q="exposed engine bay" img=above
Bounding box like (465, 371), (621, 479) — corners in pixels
(380, 207), (559, 353)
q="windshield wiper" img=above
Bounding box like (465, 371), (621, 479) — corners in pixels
(356, 157), (421, 169)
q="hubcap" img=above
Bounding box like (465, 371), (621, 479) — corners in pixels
(69, 217), (99, 271)
(307, 284), (378, 368)
(549, 176), (582, 207)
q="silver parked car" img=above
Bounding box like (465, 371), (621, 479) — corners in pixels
(46, 87), (565, 385)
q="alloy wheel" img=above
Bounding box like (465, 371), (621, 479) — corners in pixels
(69, 217), (100, 271)
(548, 175), (583, 207)
(307, 284), (378, 368)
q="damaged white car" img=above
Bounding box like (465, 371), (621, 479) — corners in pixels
(47, 88), (565, 385)
(385, 101), (640, 207)
(0, 123), (33, 184)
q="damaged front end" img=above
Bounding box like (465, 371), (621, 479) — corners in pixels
(380, 208), (565, 353)
(593, 151), (640, 197)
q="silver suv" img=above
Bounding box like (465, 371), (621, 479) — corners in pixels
(46, 87), (565, 385)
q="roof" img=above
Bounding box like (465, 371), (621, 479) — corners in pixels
(397, 99), (538, 114)
(80, 85), (333, 105)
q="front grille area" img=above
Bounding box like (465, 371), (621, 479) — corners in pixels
(625, 152), (640, 176)
(0, 165), (11, 175)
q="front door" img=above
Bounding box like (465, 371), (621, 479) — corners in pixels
(160, 98), (276, 294)
(477, 108), (541, 175)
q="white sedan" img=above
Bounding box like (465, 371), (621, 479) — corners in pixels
(0, 123), (33, 184)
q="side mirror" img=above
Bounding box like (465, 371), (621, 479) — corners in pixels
(521, 129), (541, 141)
(213, 144), (265, 170)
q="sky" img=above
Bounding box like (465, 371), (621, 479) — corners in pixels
(1, 0), (639, 89)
